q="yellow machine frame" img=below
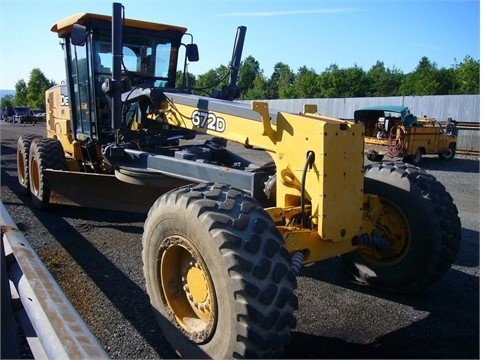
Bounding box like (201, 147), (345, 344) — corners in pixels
(157, 95), (367, 263)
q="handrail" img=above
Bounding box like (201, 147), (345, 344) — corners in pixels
(1, 201), (110, 359)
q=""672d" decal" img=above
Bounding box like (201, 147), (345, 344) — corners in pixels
(191, 110), (226, 133)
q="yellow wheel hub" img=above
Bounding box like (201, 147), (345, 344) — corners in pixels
(18, 150), (26, 183)
(361, 197), (410, 265)
(30, 157), (40, 195)
(159, 236), (216, 343)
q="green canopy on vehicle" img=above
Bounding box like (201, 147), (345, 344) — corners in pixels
(354, 105), (418, 127)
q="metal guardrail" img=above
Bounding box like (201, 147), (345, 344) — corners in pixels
(0, 201), (109, 359)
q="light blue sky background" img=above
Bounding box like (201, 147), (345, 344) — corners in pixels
(0, 0), (480, 90)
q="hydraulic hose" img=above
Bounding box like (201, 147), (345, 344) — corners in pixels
(388, 125), (406, 157)
(290, 251), (304, 275)
(301, 151), (315, 229)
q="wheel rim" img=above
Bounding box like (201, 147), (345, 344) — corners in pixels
(159, 235), (216, 343)
(30, 157), (40, 196)
(442, 147), (453, 159)
(359, 198), (411, 266)
(17, 148), (26, 184)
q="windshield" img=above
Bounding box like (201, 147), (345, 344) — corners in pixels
(93, 28), (180, 88)
(14, 107), (30, 115)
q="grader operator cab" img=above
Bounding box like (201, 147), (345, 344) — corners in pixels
(17, 3), (461, 358)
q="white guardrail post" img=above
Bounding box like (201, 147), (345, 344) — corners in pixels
(0, 201), (110, 359)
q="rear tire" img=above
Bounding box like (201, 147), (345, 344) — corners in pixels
(142, 183), (298, 358)
(438, 143), (456, 160)
(29, 138), (66, 210)
(341, 161), (461, 294)
(17, 135), (41, 195)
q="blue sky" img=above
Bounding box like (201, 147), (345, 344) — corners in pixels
(0, 0), (479, 90)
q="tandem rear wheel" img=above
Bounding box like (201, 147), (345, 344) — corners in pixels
(28, 137), (66, 209)
(17, 134), (41, 195)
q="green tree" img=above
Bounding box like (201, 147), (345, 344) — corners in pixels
(14, 79), (28, 106)
(267, 62), (295, 99)
(0, 94), (14, 109)
(292, 66), (320, 98)
(27, 68), (55, 110)
(279, 85), (297, 99)
(176, 70), (196, 89)
(436, 67), (457, 95)
(399, 57), (442, 95)
(452, 55), (480, 94)
(181, 51), (481, 99)
(366, 61), (404, 96)
(243, 74), (267, 99)
(319, 64), (344, 98)
(193, 65), (229, 96)
(238, 56), (263, 97)
(338, 65), (368, 97)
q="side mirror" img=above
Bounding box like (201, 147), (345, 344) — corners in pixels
(71, 24), (87, 46)
(186, 44), (199, 62)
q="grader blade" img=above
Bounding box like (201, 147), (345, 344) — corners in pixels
(44, 170), (186, 213)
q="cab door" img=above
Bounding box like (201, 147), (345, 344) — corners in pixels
(66, 36), (97, 141)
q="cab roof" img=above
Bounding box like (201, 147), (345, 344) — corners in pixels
(51, 12), (187, 38)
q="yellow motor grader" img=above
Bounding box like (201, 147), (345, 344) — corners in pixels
(16, 3), (461, 358)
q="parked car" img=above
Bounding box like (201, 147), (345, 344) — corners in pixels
(5, 106), (36, 124)
(30, 109), (46, 122)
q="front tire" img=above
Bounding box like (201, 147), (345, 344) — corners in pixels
(142, 183), (298, 358)
(29, 138), (66, 209)
(403, 148), (423, 166)
(342, 162), (461, 293)
(412, 148), (423, 165)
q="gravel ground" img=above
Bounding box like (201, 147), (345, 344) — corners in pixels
(1, 121), (479, 359)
